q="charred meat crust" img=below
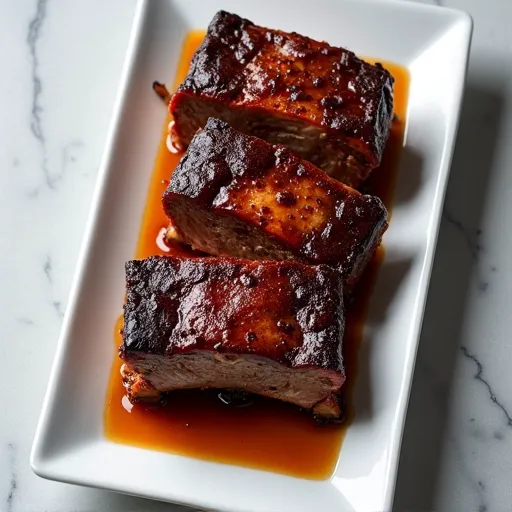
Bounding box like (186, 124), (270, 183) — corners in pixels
(120, 255), (346, 417)
(163, 118), (388, 291)
(170, 10), (394, 181)
(121, 255), (345, 374)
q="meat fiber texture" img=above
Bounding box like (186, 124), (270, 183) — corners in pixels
(163, 118), (388, 292)
(170, 10), (394, 187)
(119, 255), (345, 418)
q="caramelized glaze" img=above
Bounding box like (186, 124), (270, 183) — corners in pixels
(164, 117), (387, 291)
(104, 29), (409, 480)
(122, 256), (345, 372)
(172, 12), (394, 170)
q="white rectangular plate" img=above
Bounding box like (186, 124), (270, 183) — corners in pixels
(31, 1), (472, 511)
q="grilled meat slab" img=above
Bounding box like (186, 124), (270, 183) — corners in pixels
(170, 11), (394, 187)
(163, 118), (387, 292)
(119, 255), (345, 418)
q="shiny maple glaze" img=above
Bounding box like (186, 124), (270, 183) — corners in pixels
(164, 117), (387, 292)
(171, 12), (394, 186)
(104, 30), (410, 479)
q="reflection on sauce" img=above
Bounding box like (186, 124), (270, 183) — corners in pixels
(104, 30), (410, 480)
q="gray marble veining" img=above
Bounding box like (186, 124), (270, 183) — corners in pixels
(6, 444), (17, 512)
(443, 210), (481, 262)
(43, 255), (52, 284)
(460, 347), (512, 428)
(444, 211), (492, 292)
(27, 0), (49, 189)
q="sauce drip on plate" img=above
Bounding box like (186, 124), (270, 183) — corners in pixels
(104, 30), (410, 480)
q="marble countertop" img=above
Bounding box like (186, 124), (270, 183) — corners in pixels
(1, 0), (511, 511)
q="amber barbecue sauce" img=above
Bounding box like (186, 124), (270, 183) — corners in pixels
(104, 30), (410, 480)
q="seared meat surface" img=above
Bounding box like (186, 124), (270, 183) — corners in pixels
(163, 118), (387, 292)
(170, 11), (394, 187)
(119, 255), (345, 418)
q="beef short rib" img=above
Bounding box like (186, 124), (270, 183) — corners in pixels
(119, 255), (345, 419)
(163, 118), (387, 292)
(170, 10), (394, 187)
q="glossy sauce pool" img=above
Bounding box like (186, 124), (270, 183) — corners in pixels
(104, 30), (410, 480)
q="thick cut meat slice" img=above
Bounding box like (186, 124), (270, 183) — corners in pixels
(170, 11), (394, 187)
(163, 118), (387, 292)
(119, 255), (345, 419)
